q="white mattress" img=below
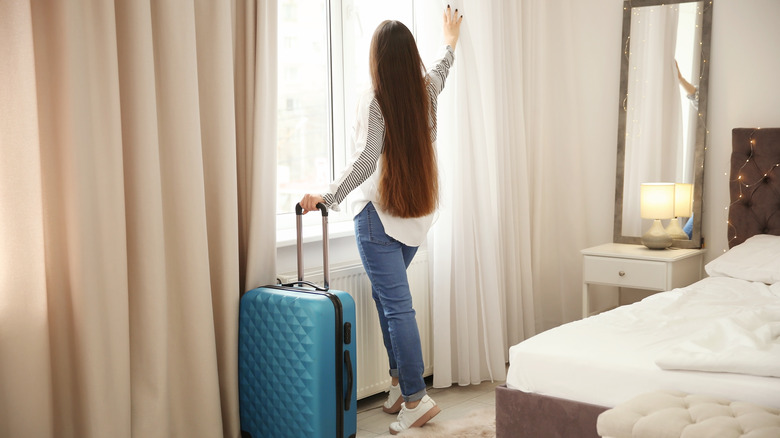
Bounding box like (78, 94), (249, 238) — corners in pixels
(507, 276), (780, 409)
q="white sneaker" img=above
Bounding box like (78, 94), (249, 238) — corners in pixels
(389, 395), (441, 435)
(382, 383), (403, 414)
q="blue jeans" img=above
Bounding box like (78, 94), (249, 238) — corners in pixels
(354, 202), (426, 402)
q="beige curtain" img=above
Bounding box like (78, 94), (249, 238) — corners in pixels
(0, 1), (277, 437)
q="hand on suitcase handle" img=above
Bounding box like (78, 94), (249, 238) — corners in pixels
(297, 196), (328, 216)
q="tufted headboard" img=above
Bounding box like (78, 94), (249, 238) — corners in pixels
(728, 128), (780, 248)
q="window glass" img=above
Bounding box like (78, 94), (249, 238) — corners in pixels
(277, 0), (330, 215)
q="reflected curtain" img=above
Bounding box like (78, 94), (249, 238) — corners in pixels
(622, 5), (683, 236)
(0, 1), (276, 437)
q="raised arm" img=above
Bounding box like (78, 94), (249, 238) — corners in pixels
(427, 7), (462, 96)
(675, 60), (697, 96)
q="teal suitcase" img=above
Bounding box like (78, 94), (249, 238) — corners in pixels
(239, 204), (357, 438)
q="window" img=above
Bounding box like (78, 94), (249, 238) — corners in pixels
(277, 0), (330, 218)
(276, 0), (415, 233)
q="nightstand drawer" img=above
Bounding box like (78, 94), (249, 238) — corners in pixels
(583, 256), (667, 290)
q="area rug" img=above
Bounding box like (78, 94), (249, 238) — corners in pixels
(397, 407), (496, 437)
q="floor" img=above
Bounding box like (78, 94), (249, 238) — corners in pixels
(356, 377), (502, 437)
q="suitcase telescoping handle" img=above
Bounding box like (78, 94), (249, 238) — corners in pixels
(294, 202), (329, 290)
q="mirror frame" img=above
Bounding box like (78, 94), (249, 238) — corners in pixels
(613, 0), (713, 249)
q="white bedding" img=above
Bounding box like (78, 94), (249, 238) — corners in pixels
(655, 305), (780, 377)
(506, 276), (780, 409)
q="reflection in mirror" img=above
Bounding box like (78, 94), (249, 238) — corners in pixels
(614, 0), (713, 249)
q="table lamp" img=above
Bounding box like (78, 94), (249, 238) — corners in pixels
(666, 183), (693, 240)
(640, 183), (675, 249)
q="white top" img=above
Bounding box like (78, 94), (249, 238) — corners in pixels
(321, 46), (455, 247)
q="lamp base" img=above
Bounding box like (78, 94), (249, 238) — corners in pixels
(665, 217), (689, 240)
(642, 219), (672, 249)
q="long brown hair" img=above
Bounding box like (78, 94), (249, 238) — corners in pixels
(370, 20), (438, 218)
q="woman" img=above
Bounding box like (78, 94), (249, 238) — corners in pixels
(300, 6), (462, 435)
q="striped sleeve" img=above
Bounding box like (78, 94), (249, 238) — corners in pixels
(426, 45), (454, 97)
(321, 98), (385, 211)
(426, 45), (454, 143)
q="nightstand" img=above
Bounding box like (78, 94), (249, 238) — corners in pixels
(581, 243), (704, 318)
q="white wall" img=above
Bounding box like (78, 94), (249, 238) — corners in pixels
(703, 0), (780, 260)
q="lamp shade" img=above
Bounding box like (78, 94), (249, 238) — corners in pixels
(640, 183), (675, 219)
(674, 183), (693, 217)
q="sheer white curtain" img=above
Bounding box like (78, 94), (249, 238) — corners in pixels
(416, 1), (533, 387)
(622, 5), (682, 236)
(415, 0), (619, 386)
(0, 1), (276, 437)
(521, 0), (619, 330)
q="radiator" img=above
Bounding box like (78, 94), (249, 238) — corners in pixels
(279, 251), (432, 400)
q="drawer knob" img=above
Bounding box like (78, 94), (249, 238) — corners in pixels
(618, 270), (626, 277)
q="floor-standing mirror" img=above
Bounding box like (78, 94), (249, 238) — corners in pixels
(613, 0), (713, 248)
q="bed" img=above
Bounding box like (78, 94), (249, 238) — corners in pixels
(496, 127), (780, 437)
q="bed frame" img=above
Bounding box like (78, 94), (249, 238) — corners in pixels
(495, 385), (607, 438)
(494, 127), (780, 437)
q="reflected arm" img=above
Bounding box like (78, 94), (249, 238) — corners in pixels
(676, 60), (697, 96)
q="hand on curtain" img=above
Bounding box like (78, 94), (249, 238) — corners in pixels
(443, 5), (464, 50)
